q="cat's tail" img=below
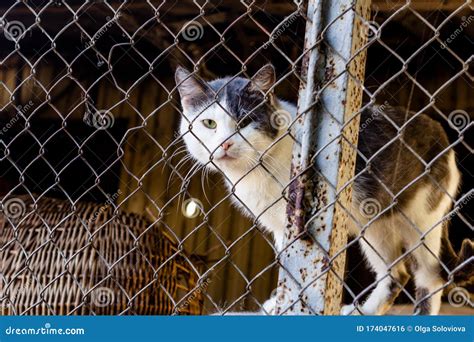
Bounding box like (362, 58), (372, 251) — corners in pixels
(440, 227), (474, 286)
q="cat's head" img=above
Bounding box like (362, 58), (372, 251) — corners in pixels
(175, 64), (290, 178)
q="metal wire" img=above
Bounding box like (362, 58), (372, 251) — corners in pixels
(0, 0), (472, 315)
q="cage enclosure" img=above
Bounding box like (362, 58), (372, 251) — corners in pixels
(0, 0), (472, 315)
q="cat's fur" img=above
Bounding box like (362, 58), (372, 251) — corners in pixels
(175, 64), (472, 315)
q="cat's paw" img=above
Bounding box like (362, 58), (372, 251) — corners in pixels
(341, 304), (362, 315)
(261, 296), (277, 315)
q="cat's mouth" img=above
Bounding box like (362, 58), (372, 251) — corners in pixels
(215, 153), (237, 162)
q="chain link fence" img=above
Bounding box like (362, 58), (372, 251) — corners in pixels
(0, 0), (472, 315)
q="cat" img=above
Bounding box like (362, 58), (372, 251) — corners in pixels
(175, 64), (473, 315)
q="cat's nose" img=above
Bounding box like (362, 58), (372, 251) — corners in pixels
(221, 141), (234, 151)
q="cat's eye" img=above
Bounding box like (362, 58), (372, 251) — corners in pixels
(202, 119), (217, 129)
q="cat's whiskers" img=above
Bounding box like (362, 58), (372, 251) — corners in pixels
(168, 145), (188, 161)
(181, 161), (204, 192)
(164, 150), (188, 178)
(236, 154), (264, 181)
(166, 154), (194, 194)
(174, 152), (196, 173)
(163, 145), (189, 180)
(200, 165), (212, 204)
(259, 153), (288, 181)
(162, 144), (188, 172)
(237, 146), (288, 182)
(176, 160), (204, 209)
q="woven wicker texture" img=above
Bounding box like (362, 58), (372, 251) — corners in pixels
(0, 195), (202, 315)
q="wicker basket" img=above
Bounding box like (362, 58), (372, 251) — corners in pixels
(0, 195), (204, 315)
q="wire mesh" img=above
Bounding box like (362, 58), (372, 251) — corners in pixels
(0, 0), (472, 316)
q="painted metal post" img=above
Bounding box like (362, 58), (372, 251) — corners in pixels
(275, 0), (371, 315)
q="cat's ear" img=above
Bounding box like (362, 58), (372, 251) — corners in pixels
(247, 64), (276, 94)
(175, 66), (209, 110)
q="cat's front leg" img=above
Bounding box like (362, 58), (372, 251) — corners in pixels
(273, 230), (285, 252)
(260, 288), (295, 315)
(340, 303), (362, 315)
(261, 296), (278, 315)
(342, 232), (409, 315)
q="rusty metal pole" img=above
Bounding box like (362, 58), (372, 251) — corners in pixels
(275, 0), (371, 315)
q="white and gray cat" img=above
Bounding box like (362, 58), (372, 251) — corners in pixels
(175, 64), (472, 315)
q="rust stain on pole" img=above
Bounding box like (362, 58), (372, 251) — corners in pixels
(324, 0), (372, 315)
(275, 0), (371, 315)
